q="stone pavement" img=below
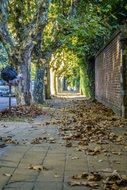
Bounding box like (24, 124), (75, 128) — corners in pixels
(0, 97), (127, 190)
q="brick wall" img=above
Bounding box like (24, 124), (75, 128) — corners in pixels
(95, 31), (123, 115)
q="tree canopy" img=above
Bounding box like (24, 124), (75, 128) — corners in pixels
(0, 0), (126, 102)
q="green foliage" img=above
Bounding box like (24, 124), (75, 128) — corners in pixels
(8, 0), (37, 38)
(50, 47), (80, 88)
(44, 0), (127, 96)
(80, 61), (91, 97)
(0, 43), (8, 71)
(1, 0), (127, 97)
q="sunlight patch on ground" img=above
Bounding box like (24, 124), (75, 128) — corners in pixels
(55, 92), (86, 99)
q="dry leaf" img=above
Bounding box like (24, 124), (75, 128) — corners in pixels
(82, 181), (99, 188)
(54, 174), (60, 178)
(71, 156), (79, 160)
(111, 184), (119, 190)
(87, 172), (102, 182)
(72, 174), (82, 180)
(43, 166), (49, 171)
(66, 142), (72, 147)
(72, 172), (88, 180)
(28, 165), (42, 171)
(49, 137), (56, 143)
(81, 172), (89, 179)
(98, 159), (103, 162)
(69, 180), (81, 186)
(3, 173), (12, 177)
(116, 135), (123, 142)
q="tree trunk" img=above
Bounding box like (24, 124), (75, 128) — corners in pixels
(14, 44), (33, 105)
(15, 55), (32, 105)
(55, 74), (59, 95)
(20, 63), (31, 105)
(80, 62), (89, 97)
(50, 68), (57, 96)
(33, 63), (45, 104)
(45, 66), (51, 99)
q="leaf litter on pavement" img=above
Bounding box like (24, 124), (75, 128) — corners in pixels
(57, 100), (127, 149)
(52, 99), (127, 189)
(0, 105), (45, 119)
(0, 98), (127, 189)
(69, 170), (127, 189)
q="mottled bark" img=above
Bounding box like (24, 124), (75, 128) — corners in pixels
(50, 68), (56, 96)
(45, 66), (51, 99)
(33, 63), (45, 104)
(14, 43), (33, 105)
(21, 49), (33, 105)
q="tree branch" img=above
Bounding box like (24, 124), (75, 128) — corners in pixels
(22, 0), (49, 41)
(0, 0), (16, 60)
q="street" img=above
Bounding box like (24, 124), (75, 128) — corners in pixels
(0, 97), (16, 110)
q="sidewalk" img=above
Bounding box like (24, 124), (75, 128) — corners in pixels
(0, 97), (127, 190)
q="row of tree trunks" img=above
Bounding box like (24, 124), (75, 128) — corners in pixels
(32, 0), (79, 103)
(0, 0), (49, 105)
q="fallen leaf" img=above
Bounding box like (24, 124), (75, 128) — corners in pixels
(68, 180), (81, 186)
(71, 156), (79, 160)
(85, 172), (103, 182)
(98, 159), (103, 162)
(82, 181), (99, 188)
(49, 137), (56, 143)
(54, 174), (60, 178)
(3, 173), (12, 177)
(116, 135), (123, 142)
(66, 142), (72, 147)
(72, 174), (82, 180)
(28, 165), (42, 171)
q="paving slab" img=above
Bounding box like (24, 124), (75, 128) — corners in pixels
(0, 96), (127, 190)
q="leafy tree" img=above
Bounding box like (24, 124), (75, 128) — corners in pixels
(0, 0), (126, 104)
(57, 0), (127, 97)
(0, 0), (49, 105)
(0, 43), (8, 72)
(32, 0), (78, 102)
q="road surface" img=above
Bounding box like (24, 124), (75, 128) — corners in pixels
(0, 97), (16, 110)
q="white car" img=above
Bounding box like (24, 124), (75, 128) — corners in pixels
(0, 80), (15, 97)
(0, 85), (9, 96)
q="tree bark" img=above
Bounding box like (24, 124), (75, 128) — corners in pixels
(33, 63), (45, 104)
(14, 44), (33, 105)
(20, 63), (31, 105)
(45, 66), (51, 99)
(50, 68), (56, 96)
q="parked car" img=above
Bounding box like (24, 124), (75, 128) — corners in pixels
(0, 80), (6, 86)
(0, 80), (15, 97)
(0, 85), (9, 96)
